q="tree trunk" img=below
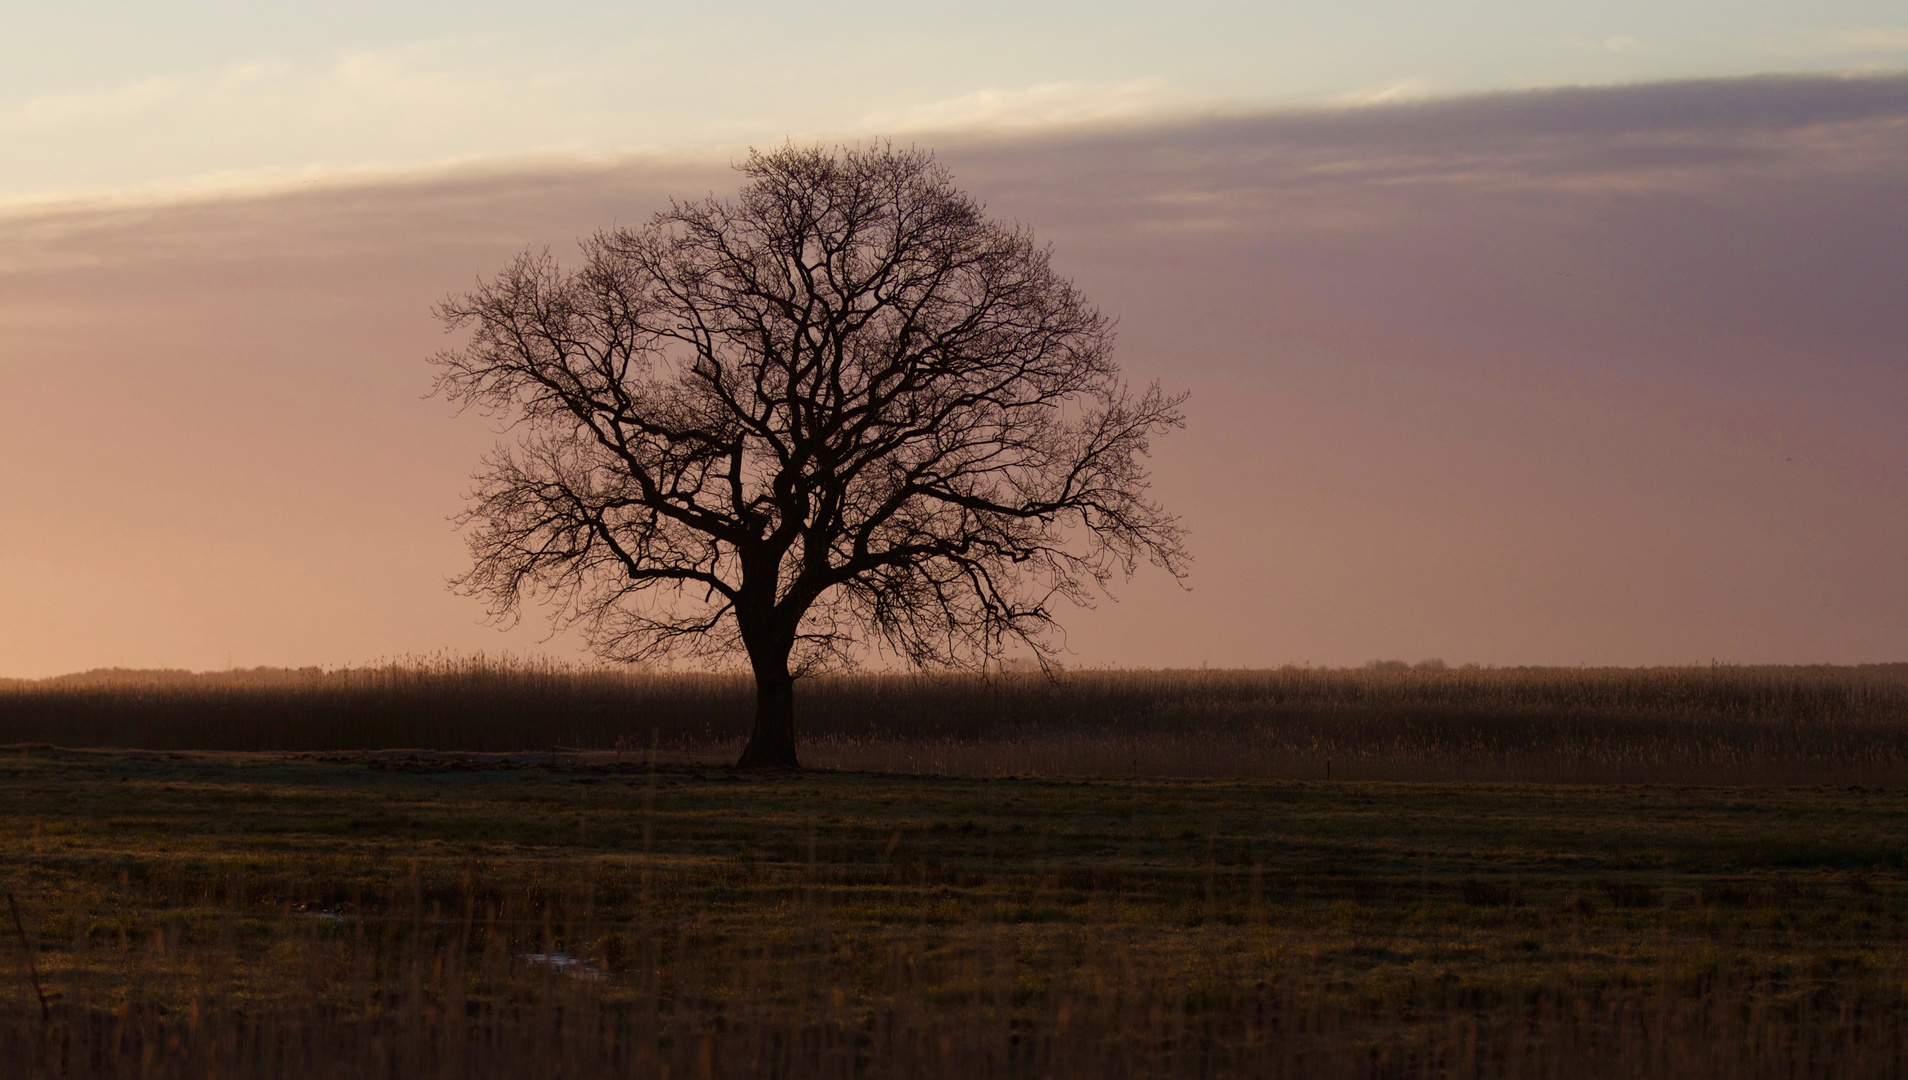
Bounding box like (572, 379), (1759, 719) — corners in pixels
(736, 663), (799, 769)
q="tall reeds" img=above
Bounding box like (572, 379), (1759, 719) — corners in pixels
(3, 658), (1905, 783)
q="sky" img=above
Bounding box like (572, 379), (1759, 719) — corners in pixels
(1, 4), (1905, 676)
(7, 0), (1908, 202)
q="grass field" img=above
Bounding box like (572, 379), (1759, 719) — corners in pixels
(3, 746), (1905, 1077)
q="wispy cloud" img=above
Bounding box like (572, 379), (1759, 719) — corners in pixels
(935, 72), (1908, 237)
(6, 76), (185, 128)
(0, 40), (648, 202)
(1330, 80), (1437, 107)
(1763, 27), (1908, 57)
(855, 80), (1189, 134)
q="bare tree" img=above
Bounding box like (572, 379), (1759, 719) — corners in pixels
(432, 144), (1187, 768)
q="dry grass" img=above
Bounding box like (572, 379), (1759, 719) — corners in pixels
(3, 749), (1906, 1077)
(5, 662), (1906, 1074)
(4, 658), (1906, 784)
(9, 900), (1903, 1079)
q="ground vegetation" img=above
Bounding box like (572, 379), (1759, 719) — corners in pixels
(2, 748), (1904, 1077)
(3, 660), (1906, 785)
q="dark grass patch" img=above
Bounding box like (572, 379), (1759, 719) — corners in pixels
(1459, 878), (1525, 907)
(5, 752), (1908, 1077)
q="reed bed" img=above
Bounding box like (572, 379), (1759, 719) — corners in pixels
(3, 658), (1906, 784)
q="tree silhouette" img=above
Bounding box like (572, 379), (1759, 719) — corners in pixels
(432, 145), (1187, 768)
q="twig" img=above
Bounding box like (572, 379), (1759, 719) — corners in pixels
(6, 893), (49, 1023)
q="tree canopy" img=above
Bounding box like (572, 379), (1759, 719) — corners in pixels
(432, 144), (1187, 767)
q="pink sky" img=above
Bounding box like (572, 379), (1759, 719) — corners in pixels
(3, 74), (1904, 677)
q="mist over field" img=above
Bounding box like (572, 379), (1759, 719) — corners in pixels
(3, 72), (1906, 677)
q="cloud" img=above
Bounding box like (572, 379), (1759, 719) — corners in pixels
(1768, 27), (1908, 57)
(10, 71), (1906, 294)
(1331, 80), (1436, 106)
(856, 80), (1190, 133)
(927, 70), (1908, 234)
(0, 39), (655, 203)
(5, 77), (184, 128)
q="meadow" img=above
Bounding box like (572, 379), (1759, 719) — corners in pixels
(2, 662), (1906, 1076)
